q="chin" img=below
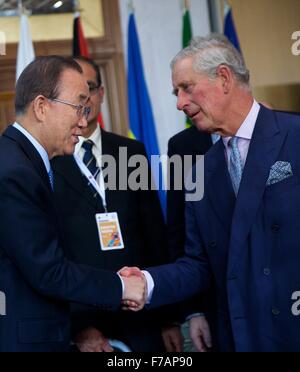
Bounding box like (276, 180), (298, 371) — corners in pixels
(194, 123), (210, 133)
(64, 145), (76, 156)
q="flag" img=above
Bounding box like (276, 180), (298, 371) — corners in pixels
(16, 14), (35, 81)
(73, 12), (89, 57)
(182, 6), (192, 48)
(127, 13), (166, 219)
(224, 0), (242, 53)
(182, 5), (193, 128)
(73, 12), (105, 128)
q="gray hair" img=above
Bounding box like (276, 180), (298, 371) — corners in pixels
(171, 33), (250, 88)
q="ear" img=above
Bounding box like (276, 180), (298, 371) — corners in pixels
(216, 64), (232, 94)
(32, 95), (48, 121)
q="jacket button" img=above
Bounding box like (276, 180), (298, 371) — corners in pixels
(271, 224), (280, 232)
(263, 268), (271, 276)
(209, 241), (217, 248)
(272, 308), (280, 316)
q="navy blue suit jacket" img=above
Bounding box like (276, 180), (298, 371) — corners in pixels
(148, 107), (300, 351)
(0, 126), (122, 352)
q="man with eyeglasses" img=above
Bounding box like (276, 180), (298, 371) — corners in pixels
(0, 56), (145, 352)
(51, 56), (168, 352)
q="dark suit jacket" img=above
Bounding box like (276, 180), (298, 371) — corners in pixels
(168, 126), (212, 261)
(52, 129), (167, 352)
(166, 126), (213, 321)
(0, 126), (122, 352)
(148, 107), (300, 351)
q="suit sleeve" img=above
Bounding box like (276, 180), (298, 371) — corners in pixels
(148, 194), (212, 308)
(0, 165), (122, 310)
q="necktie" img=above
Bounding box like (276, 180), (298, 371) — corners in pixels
(48, 168), (54, 191)
(82, 140), (100, 178)
(229, 136), (243, 195)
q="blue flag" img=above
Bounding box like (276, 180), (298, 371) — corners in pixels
(224, 1), (242, 53)
(127, 13), (166, 219)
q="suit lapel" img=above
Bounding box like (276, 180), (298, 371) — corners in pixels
(194, 128), (213, 154)
(2, 126), (62, 225)
(189, 126), (213, 155)
(3, 126), (52, 193)
(202, 131), (213, 150)
(228, 107), (288, 272)
(206, 140), (236, 233)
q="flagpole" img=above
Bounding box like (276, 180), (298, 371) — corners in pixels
(128, 0), (134, 13)
(74, 0), (79, 17)
(17, 0), (31, 16)
(18, 0), (23, 15)
(183, 0), (190, 11)
(16, 0), (35, 81)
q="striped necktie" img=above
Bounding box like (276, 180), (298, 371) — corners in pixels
(82, 140), (100, 178)
(229, 136), (244, 196)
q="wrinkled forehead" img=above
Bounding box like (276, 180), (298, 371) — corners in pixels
(172, 55), (194, 72)
(172, 57), (201, 84)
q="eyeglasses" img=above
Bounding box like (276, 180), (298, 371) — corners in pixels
(88, 83), (101, 96)
(49, 98), (91, 120)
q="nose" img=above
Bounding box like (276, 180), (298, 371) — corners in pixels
(78, 115), (88, 129)
(176, 91), (188, 111)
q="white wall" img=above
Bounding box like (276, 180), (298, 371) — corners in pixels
(118, 0), (211, 155)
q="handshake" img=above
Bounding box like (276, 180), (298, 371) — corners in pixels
(119, 267), (148, 312)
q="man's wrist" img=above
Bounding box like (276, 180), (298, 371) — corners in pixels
(142, 270), (154, 303)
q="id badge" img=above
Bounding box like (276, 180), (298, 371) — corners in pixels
(95, 213), (125, 251)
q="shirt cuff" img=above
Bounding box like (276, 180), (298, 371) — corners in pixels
(142, 270), (154, 304)
(186, 313), (205, 322)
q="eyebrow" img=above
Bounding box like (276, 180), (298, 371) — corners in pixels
(172, 81), (193, 96)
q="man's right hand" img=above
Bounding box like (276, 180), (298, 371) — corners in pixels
(189, 315), (212, 352)
(75, 327), (113, 352)
(121, 269), (147, 312)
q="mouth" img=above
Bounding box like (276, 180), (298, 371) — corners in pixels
(188, 111), (201, 120)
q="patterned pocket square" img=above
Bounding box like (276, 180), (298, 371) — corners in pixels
(266, 161), (293, 186)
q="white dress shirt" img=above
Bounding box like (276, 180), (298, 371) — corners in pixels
(222, 100), (260, 171)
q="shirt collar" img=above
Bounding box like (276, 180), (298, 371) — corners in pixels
(223, 99), (260, 146)
(75, 124), (102, 155)
(13, 122), (51, 173)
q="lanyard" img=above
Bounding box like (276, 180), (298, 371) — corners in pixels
(74, 154), (108, 213)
